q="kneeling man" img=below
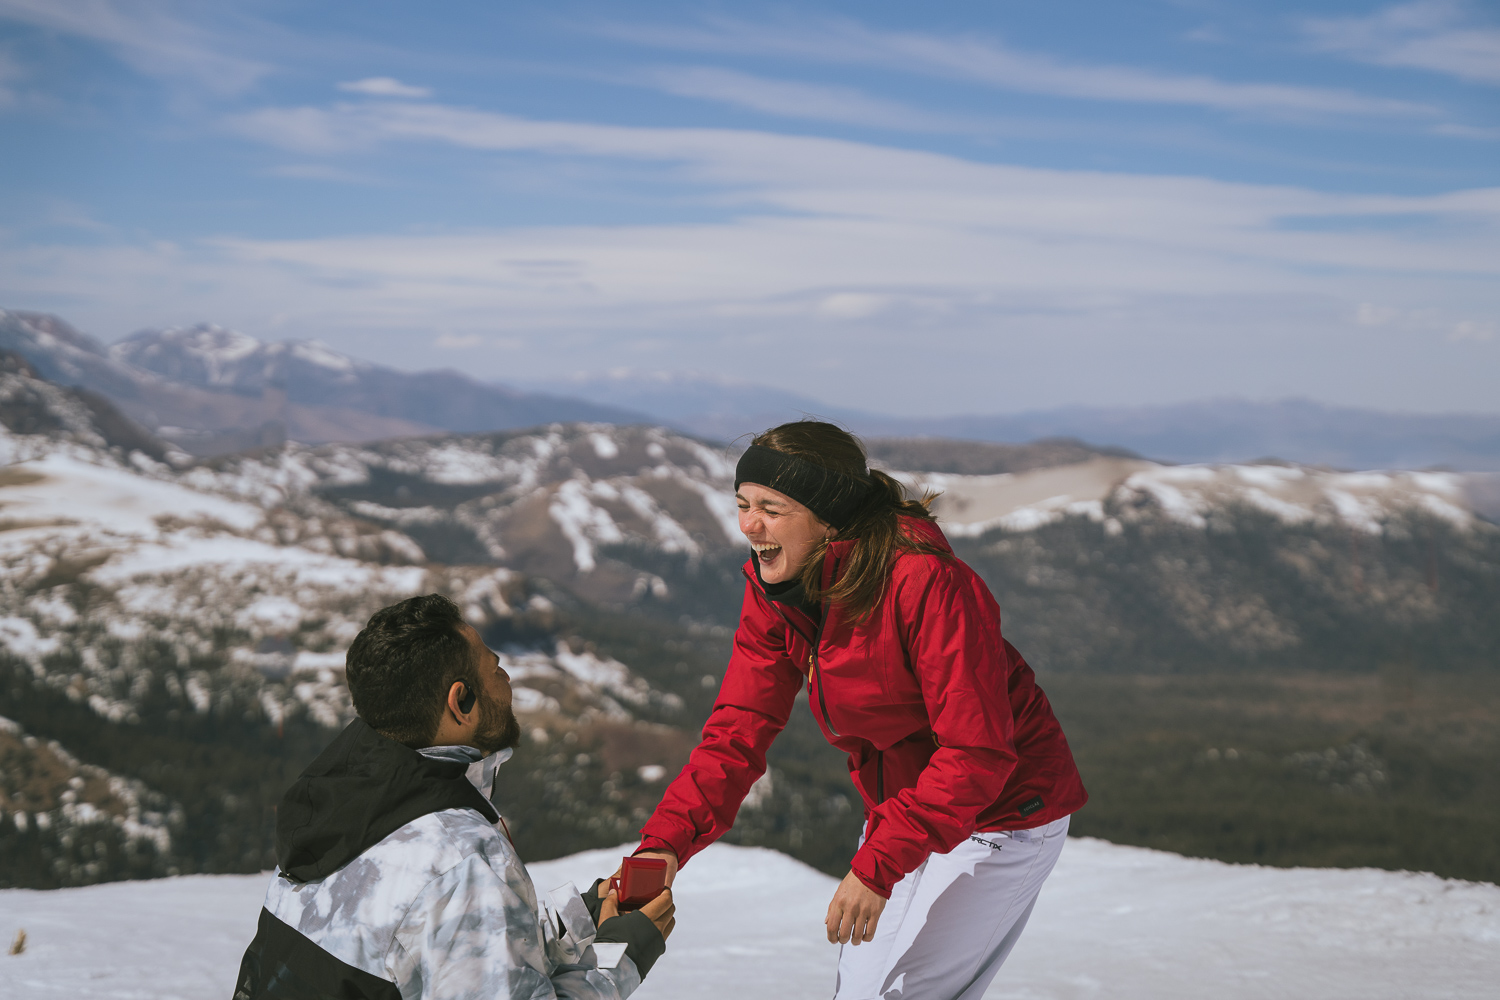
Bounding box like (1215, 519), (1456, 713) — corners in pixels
(235, 594), (672, 999)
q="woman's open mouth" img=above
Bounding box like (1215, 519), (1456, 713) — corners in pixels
(752, 542), (782, 563)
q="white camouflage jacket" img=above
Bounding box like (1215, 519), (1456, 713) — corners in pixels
(234, 722), (655, 1000)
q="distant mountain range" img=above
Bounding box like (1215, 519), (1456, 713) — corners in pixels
(0, 312), (645, 456)
(535, 371), (1500, 472)
(4, 309), (1498, 471)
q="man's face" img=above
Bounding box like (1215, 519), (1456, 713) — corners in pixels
(461, 624), (521, 754)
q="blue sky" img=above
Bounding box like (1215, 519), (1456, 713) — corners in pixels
(1, 0), (1496, 415)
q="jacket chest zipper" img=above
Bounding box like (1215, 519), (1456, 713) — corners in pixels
(807, 614), (839, 738)
(748, 566), (840, 739)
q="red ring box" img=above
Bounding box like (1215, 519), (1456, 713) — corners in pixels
(609, 856), (668, 910)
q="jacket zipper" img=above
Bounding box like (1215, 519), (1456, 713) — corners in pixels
(875, 751), (884, 804)
(807, 611), (838, 738)
(744, 560), (841, 739)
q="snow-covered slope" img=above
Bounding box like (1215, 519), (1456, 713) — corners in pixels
(2, 839), (1495, 1000)
(902, 457), (1483, 537)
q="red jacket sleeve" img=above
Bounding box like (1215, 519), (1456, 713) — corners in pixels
(637, 580), (804, 865)
(850, 560), (1020, 896)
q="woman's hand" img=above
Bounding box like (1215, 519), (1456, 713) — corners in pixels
(638, 887), (676, 941)
(596, 886), (677, 941)
(607, 849), (679, 887)
(826, 871), (886, 944)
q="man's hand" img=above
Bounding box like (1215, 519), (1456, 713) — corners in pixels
(826, 871), (885, 945)
(596, 885), (619, 926)
(595, 876), (675, 940)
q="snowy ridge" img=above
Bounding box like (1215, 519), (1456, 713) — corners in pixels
(177, 423), (742, 583)
(0, 380), (682, 738)
(2, 839), (1496, 999)
(901, 457), (1483, 538)
(109, 323), (370, 390)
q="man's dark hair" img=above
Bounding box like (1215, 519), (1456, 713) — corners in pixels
(345, 594), (479, 747)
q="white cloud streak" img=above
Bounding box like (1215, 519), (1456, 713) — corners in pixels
(0, 0), (267, 94)
(637, 65), (982, 132)
(1304, 1), (1500, 85)
(8, 98), (1497, 411)
(220, 99), (1500, 276)
(600, 16), (1437, 119)
(338, 77), (431, 99)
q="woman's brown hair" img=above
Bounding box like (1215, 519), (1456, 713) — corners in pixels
(752, 420), (944, 622)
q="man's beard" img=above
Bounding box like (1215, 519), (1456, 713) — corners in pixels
(471, 691), (522, 754)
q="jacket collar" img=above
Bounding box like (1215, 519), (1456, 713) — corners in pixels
(275, 718), (502, 883)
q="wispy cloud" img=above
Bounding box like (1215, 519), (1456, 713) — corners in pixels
(1303, 1), (1500, 85)
(0, 49), (21, 107)
(637, 65), (981, 133)
(0, 0), (267, 94)
(221, 98), (1500, 278)
(600, 16), (1437, 119)
(338, 76), (431, 99)
(266, 163), (383, 184)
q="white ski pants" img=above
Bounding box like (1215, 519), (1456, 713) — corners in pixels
(834, 815), (1069, 1000)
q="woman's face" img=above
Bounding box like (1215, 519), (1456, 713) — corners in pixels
(736, 482), (832, 584)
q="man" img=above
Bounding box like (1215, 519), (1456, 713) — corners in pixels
(235, 594), (673, 999)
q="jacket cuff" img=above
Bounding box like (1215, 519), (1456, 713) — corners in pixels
(635, 832), (688, 863)
(849, 847), (895, 899)
(595, 910), (666, 978)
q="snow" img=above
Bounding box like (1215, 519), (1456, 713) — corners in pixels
(2, 839), (1495, 999)
(289, 340), (358, 373)
(590, 431), (621, 459)
(676, 474), (743, 544)
(549, 478), (626, 572)
(0, 454), (263, 536)
(0, 618), (59, 660)
(89, 534), (426, 594)
(553, 643), (652, 709)
(903, 458), (1483, 538)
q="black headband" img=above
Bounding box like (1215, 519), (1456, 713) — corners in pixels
(734, 444), (871, 530)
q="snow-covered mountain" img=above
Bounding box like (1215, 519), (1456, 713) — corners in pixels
(2, 839), (1496, 1000)
(2, 355), (1497, 888)
(0, 312), (646, 456)
(113, 323), (648, 439)
(0, 361), (698, 885)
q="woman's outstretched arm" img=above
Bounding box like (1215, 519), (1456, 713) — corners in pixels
(636, 580), (804, 867)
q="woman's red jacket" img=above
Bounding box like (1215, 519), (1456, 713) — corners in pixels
(638, 517), (1087, 897)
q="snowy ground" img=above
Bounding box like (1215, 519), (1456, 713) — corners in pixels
(1, 838), (1496, 999)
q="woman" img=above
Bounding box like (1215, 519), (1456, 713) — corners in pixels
(635, 421), (1087, 1000)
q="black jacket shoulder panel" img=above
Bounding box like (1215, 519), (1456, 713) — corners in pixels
(235, 907), (402, 1000)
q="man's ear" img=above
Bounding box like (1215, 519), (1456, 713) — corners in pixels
(445, 680), (472, 722)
